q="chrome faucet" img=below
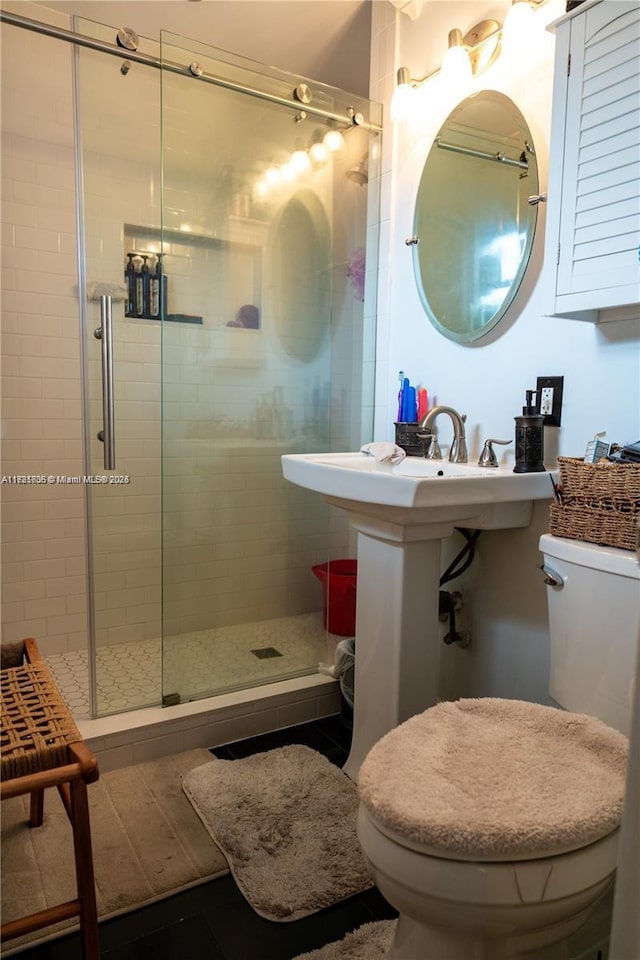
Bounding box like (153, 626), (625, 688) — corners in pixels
(417, 405), (468, 463)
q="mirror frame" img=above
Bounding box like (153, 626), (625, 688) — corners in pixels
(412, 90), (540, 344)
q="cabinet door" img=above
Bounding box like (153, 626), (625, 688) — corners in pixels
(556, 1), (640, 306)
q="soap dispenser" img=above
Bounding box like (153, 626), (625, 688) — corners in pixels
(514, 390), (545, 474)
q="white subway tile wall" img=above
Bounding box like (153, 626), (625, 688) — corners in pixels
(1, 4), (87, 655)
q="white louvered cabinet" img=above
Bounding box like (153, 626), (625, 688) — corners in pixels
(546, 0), (640, 322)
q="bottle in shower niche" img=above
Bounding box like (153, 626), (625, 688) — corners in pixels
(149, 255), (160, 319)
(133, 255), (144, 317)
(156, 253), (168, 319)
(124, 253), (136, 317)
(139, 255), (152, 318)
(514, 390), (545, 473)
(149, 254), (167, 320)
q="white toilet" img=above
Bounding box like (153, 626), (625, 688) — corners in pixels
(357, 534), (640, 960)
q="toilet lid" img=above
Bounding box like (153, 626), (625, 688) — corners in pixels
(358, 698), (628, 860)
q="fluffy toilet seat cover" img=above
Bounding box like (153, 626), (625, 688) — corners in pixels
(358, 698), (628, 859)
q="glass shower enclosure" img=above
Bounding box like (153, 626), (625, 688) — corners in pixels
(75, 21), (380, 714)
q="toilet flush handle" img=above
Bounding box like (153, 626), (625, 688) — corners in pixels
(540, 563), (564, 588)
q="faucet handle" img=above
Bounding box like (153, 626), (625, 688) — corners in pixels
(478, 438), (511, 468)
(416, 432), (442, 460)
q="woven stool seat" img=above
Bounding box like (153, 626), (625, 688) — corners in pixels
(1, 659), (84, 780)
(1, 638), (100, 959)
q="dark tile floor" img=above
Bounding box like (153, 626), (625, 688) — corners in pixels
(16, 712), (396, 960)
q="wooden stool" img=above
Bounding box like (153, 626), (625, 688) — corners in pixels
(1, 638), (100, 958)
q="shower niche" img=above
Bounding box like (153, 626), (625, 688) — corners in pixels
(123, 222), (264, 330)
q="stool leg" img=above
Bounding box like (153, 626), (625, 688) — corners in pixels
(29, 788), (44, 827)
(69, 778), (100, 960)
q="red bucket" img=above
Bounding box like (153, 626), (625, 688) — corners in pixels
(311, 559), (357, 637)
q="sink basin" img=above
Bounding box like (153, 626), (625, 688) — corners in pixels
(282, 451), (555, 526)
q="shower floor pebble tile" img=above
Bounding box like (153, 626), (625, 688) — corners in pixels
(46, 613), (330, 719)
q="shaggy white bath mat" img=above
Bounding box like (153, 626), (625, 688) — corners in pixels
(292, 920), (396, 959)
(182, 744), (373, 921)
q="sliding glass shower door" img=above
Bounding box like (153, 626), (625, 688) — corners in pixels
(75, 19), (163, 716)
(73, 17), (379, 714)
(158, 34), (381, 704)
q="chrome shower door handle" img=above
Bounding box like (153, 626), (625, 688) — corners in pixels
(94, 295), (115, 470)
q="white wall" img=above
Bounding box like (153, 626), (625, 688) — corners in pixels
(372, 0), (640, 705)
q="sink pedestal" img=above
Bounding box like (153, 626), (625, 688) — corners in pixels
(343, 515), (450, 780)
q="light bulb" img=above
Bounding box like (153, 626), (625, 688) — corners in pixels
(289, 149), (312, 175)
(308, 141), (329, 167)
(390, 82), (416, 123)
(264, 166), (281, 187)
(279, 161), (296, 182)
(502, 1), (537, 55)
(323, 129), (347, 154)
(390, 66), (416, 124)
(441, 29), (472, 87)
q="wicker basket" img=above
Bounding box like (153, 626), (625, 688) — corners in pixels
(549, 456), (640, 551)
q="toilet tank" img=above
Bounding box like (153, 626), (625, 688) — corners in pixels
(539, 534), (640, 737)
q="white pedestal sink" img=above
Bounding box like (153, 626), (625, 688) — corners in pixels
(281, 452), (555, 780)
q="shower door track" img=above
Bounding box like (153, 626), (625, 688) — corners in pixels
(0, 10), (382, 133)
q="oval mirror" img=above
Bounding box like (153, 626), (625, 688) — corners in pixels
(273, 191), (330, 361)
(413, 91), (540, 343)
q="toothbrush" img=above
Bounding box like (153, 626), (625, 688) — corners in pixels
(401, 378), (410, 421)
(397, 370), (404, 421)
(405, 385), (417, 423)
(417, 388), (428, 422)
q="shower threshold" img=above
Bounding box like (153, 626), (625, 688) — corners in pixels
(76, 672), (341, 772)
(46, 612), (342, 771)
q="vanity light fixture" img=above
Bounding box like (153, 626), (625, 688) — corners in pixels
(391, 2), (549, 123)
(254, 123), (350, 198)
(464, 19), (502, 74)
(391, 18), (501, 122)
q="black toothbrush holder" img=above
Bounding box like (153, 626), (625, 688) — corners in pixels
(395, 422), (428, 458)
